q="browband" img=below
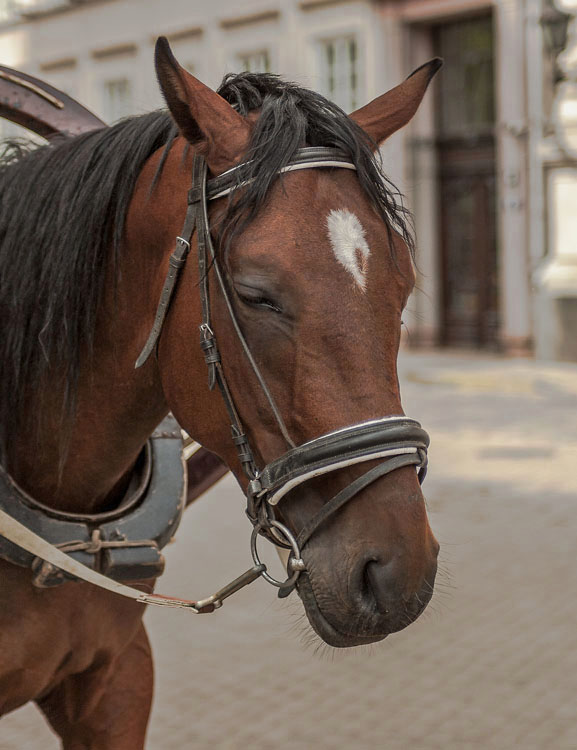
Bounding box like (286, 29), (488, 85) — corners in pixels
(206, 147), (357, 201)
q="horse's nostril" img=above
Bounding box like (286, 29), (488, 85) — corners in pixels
(362, 555), (437, 621)
(363, 558), (400, 615)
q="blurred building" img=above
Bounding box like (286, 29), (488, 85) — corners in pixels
(0, 0), (575, 360)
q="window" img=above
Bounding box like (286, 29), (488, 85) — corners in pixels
(236, 50), (270, 73)
(15, 0), (71, 16)
(318, 36), (359, 113)
(0, 0), (17, 22)
(102, 78), (132, 124)
(434, 17), (494, 139)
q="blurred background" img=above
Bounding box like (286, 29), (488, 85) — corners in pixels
(0, 0), (576, 748)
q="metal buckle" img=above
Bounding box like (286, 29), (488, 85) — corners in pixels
(176, 236), (191, 250)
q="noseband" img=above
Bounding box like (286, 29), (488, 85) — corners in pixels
(136, 147), (429, 598)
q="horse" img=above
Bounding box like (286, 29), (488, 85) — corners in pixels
(0, 38), (441, 748)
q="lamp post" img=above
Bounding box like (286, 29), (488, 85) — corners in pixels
(540, 1), (571, 82)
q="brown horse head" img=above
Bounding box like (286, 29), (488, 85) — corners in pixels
(139, 40), (441, 647)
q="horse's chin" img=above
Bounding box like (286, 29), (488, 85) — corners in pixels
(296, 573), (387, 649)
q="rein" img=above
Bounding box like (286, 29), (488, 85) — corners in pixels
(0, 147), (430, 613)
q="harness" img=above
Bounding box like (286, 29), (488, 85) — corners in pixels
(0, 146), (429, 612)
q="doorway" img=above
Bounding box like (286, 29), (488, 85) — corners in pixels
(434, 15), (499, 348)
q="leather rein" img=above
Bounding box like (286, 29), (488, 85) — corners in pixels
(0, 147), (429, 614)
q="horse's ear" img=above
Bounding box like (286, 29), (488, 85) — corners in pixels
(154, 37), (251, 173)
(350, 58), (442, 145)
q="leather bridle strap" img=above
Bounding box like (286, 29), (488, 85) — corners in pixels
(198, 180), (296, 451)
(195, 155), (262, 477)
(135, 153), (275, 476)
(206, 147), (357, 201)
(255, 417), (429, 507)
(134, 157), (203, 369)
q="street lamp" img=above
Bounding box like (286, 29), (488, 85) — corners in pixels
(540, 1), (571, 58)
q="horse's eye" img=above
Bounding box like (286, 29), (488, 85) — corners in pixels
(237, 290), (282, 314)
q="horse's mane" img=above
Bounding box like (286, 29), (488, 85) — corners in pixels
(0, 111), (176, 462)
(0, 73), (413, 462)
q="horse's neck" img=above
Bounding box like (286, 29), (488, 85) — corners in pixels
(8, 151), (181, 514)
(9, 278), (170, 512)
(10, 364), (168, 515)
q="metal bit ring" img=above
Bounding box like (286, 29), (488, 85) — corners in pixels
(250, 520), (304, 588)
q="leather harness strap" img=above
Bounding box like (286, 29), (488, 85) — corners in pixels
(0, 508), (211, 611)
(0, 415), (186, 588)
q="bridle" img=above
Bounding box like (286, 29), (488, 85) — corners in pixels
(136, 146), (430, 599)
(0, 145), (430, 614)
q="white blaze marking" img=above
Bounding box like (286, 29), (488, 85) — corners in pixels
(326, 209), (371, 291)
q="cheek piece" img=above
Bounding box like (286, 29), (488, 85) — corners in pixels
(136, 148), (429, 599)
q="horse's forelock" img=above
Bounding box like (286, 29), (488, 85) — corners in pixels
(215, 72), (414, 265)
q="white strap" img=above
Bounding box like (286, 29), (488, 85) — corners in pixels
(0, 508), (201, 611)
(266, 446), (420, 506)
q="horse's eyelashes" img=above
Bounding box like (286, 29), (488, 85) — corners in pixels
(237, 291), (282, 314)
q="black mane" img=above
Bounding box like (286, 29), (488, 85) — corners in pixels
(0, 73), (413, 462)
(0, 111), (176, 461)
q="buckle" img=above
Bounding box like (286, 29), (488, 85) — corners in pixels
(188, 186), (202, 204)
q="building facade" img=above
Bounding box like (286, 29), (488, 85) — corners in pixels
(0, 0), (574, 359)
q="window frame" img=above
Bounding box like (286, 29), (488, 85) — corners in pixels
(101, 77), (133, 124)
(311, 27), (365, 114)
(233, 48), (271, 74)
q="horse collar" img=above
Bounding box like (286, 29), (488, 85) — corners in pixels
(0, 414), (186, 587)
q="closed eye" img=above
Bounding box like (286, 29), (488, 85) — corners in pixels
(236, 290), (283, 314)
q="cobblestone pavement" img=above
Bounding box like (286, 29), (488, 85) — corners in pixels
(2, 351), (576, 749)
